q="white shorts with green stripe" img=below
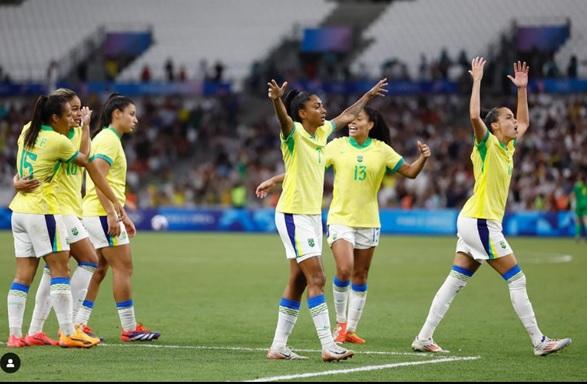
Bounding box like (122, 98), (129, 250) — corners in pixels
(275, 211), (322, 263)
(456, 214), (513, 261)
(12, 213), (69, 258)
(327, 224), (380, 249)
(82, 216), (129, 249)
(63, 215), (90, 244)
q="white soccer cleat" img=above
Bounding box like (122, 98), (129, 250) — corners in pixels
(533, 336), (572, 356)
(266, 346), (308, 360)
(411, 337), (449, 353)
(321, 344), (354, 362)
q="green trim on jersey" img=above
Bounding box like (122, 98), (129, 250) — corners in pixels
(66, 127), (75, 139)
(106, 126), (122, 141)
(64, 151), (79, 163)
(348, 137), (372, 149)
(386, 157), (405, 174)
(476, 130), (490, 171)
(282, 125), (296, 155)
(90, 153), (113, 166)
(40, 125), (54, 132)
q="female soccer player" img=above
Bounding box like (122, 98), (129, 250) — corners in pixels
(411, 57), (571, 356)
(572, 171), (587, 241)
(75, 94), (160, 342)
(257, 107), (431, 345)
(13, 89), (101, 346)
(264, 78), (387, 361)
(7, 94), (123, 348)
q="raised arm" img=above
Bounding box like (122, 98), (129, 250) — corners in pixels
(268, 80), (294, 137)
(507, 61), (530, 139)
(332, 78), (388, 130)
(79, 106), (92, 156)
(397, 141), (431, 179)
(468, 57), (489, 143)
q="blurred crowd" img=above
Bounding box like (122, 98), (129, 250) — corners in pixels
(0, 89), (586, 212)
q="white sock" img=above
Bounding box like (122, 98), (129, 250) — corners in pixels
(75, 299), (94, 326)
(7, 282), (29, 337)
(418, 266), (472, 340)
(504, 266), (543, 346)
(28, 267), (52, 335)
(308, 294), (335, 350)
(49, 277), (75, 336)
(332, 277), (350, 324)
(271, 298), (300, 349)
(347, 283), (368, 333)
(71, 262), (96, 320)
(116, 300), (137, 331)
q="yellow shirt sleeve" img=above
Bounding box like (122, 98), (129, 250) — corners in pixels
(385, 144), (404, 174)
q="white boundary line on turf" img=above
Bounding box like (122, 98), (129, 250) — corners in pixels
(245, 356), (481, 382)
(97, 343), (434, 356)
(0, 341), (437, 357)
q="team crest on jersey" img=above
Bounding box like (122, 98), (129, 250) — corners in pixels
(308, 238), (315, 247)
(357, 155), (363, 163)
(71, 227), (79, 236)
(500, 241), (507, 249)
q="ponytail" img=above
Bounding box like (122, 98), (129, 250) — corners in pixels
(283, 88), (311, 122)
(364, 107), (392, 146)
(25, 94), (69, 149)
(98, 93), (134, 130)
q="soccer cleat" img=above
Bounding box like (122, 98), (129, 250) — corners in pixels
(266, 346), (309, 360)
(345, 331), (366, 344)
(7, 335), (28, 348)
(59, 326), (100, 348)
(321, 344), (354, 362)
(411, 337), (449, 353)
(79, 324), (104, 343)
(24, 332), (59, 346)
(120, 323), (160, 342)
(333, 322), (347, 343)
(533, 336), (572, 356)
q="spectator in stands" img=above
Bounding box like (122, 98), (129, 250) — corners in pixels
(46, 60), (59, 93)
(140, 65), (152, 82)
(567, 55), (578, 79)
(164, 58), (175, 82)
(213, 60), (225, 82)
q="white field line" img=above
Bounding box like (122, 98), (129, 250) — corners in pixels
(0, 340), (439, 357)
(246, 355), (481, 382)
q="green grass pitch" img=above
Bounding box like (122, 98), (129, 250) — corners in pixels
(0, 231), (585, 382)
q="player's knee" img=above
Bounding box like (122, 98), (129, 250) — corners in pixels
(306, 271), (326, 289)
(336, 266), (352, 281)
(352, 269), (368, 283)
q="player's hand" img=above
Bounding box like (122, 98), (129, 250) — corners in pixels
(80, 106), (92, 128)
(256, 178), (276, 198)
(122, 216), (137, 238)
(13, 174), (40, 193)
(107, 213), (121, 237)
(366, 78), (388, 99)
(417, 140), (431, 159)
(113, 203), (127, 222)
(507, 61), (529, 88)
(267, 79), (287, 100)
(468, 56), (486, 82)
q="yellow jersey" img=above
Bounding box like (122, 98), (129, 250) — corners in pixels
(325, 137), (404, 227)
(82, 127), (127, 216)
(276, 120), (335, 215)
(461, 132), (515, 221)
(9, 125), (79, 214)
(53, 126), (84, 216)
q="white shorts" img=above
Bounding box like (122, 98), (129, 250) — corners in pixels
(456, 215), (513, 261)
(327, 224), (380, 249)
(62, 215), (90, 244)
(275, 212), (322, 263)
(82, 216), (129, 250)
(11, 213), (70, 258)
